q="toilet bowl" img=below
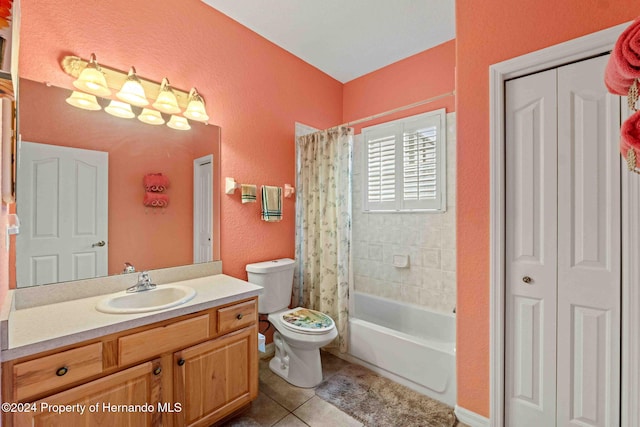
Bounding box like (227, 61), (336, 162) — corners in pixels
(245, 259), (337, 388)
(268, 307), (338, 388)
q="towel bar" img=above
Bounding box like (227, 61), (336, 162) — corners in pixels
(284, 184), (295, 198)
(225, 177), (241, 194)
(226, 178), (297, 198)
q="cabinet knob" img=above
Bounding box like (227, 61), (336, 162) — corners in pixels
(522, 276), (533, 284)
(56, 367), (68, 377)
(236, 313), (244, 320)
(177, 358), (185, 366)
(153, 366), (162, 376)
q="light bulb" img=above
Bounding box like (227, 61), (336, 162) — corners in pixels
(105, 100), (135, 118)
(167, 115), (191, 130)
(183, 88), (209, 122)
(152, 78), (181, 114)
(138, 108), (165, 125)
(72, 53), (111, 97)
(116, 67), (148, 107)
(65, 91), (101, 111)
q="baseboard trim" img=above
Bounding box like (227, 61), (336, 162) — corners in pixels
(454, 405), (490, 427)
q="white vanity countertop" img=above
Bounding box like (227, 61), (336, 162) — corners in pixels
(3, 274), (262, 361)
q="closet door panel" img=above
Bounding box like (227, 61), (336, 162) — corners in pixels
(557, 55), (621, 427)
(505, 69), (558, 427)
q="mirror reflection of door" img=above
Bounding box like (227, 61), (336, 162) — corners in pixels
(17, 141), (108, 287)
(193, 154), (213, 263)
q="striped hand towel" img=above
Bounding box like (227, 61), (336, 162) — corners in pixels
(241, 184), (257, 203)
(261, 185), (282, 222)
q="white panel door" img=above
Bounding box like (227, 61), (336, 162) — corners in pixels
(556, 55), (621, 427)
(505, 69), (558, 427)
(17, 142), (108, 286)
(193, 155), (213, 263)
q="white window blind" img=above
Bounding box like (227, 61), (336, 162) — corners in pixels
(363, 109), (446, 212)
(367, 134), (396, 203)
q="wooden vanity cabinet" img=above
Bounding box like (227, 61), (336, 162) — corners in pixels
(173, 326), (258, 427)
(14, 359), (163, 427)
(12, 342), (104, 402)
(2, 297), (259, 427)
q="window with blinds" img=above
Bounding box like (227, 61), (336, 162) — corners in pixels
(367, 134), (396, 203)
(363, 109), (446, 212)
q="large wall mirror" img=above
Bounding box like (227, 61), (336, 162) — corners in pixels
(14, 78), (221, 288)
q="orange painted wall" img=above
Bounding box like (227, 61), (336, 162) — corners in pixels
(18, 78), (221, 279)
(343, 40), (455, 131)
(18, 0), (343, 281)
(455, 0), (638, 416)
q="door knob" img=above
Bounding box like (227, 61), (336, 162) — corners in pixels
(92, 240), (106, 247)
(522, 276), (532, 284)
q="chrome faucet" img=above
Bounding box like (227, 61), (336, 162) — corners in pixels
(126, 271), (157, 293)
(123, 262), (136, 274)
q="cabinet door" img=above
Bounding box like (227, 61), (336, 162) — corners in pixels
(14, 360), (163, 427)
(174, 326), (258, 427)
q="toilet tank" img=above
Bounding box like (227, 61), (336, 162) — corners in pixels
(246, 258), (296, 314)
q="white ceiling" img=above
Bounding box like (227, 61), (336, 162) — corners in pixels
(201, 0), (455, 83)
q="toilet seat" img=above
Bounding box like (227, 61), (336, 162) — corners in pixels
(277, 307), (335, 335)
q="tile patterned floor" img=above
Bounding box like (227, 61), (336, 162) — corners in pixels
(222, 351), (469, 427)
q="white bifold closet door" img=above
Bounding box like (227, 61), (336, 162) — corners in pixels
(505, 54), (620, 427)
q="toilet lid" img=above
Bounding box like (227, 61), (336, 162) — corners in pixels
(278, 308), (335, 334)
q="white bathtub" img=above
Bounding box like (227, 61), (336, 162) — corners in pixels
(348, 292), (456, 406)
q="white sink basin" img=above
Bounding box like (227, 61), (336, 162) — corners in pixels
(95, 285), (196, 314)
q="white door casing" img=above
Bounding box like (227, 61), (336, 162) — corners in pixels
(193, 155), (213, 264)
(17, 142), (108, 286)
(621, 97), (640, 427)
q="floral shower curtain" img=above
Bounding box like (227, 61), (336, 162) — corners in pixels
(294, 126), (352, 352)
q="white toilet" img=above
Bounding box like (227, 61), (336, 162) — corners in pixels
(246, 258), (338, 388)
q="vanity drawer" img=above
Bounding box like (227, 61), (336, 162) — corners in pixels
(217, 300), (257, 334)
(118, 315), (209, 366)
(13, 342), (103, 401)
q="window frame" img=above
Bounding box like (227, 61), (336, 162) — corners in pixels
(362, 109), (447, 213)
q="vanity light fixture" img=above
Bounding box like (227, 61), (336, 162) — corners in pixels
(167, 115), (191, 131)
(105, 100), (135, 119)
(62, 55), (212, 128)
(65, 91), (102, 111)
(183, 88), (210, 122)
(116, 67), (149, 107)
(72, 53), (111, 97)
(152, 78), (181, 114)
(138, 108), (165, 125)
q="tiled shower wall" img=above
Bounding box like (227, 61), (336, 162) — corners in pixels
(352, 112), (456, 314)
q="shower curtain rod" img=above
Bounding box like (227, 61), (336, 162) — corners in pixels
(333, 90), (455, 129)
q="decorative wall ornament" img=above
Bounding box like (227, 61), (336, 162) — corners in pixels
(604, 18), (640, 174)
(143, 173), (169, 207)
